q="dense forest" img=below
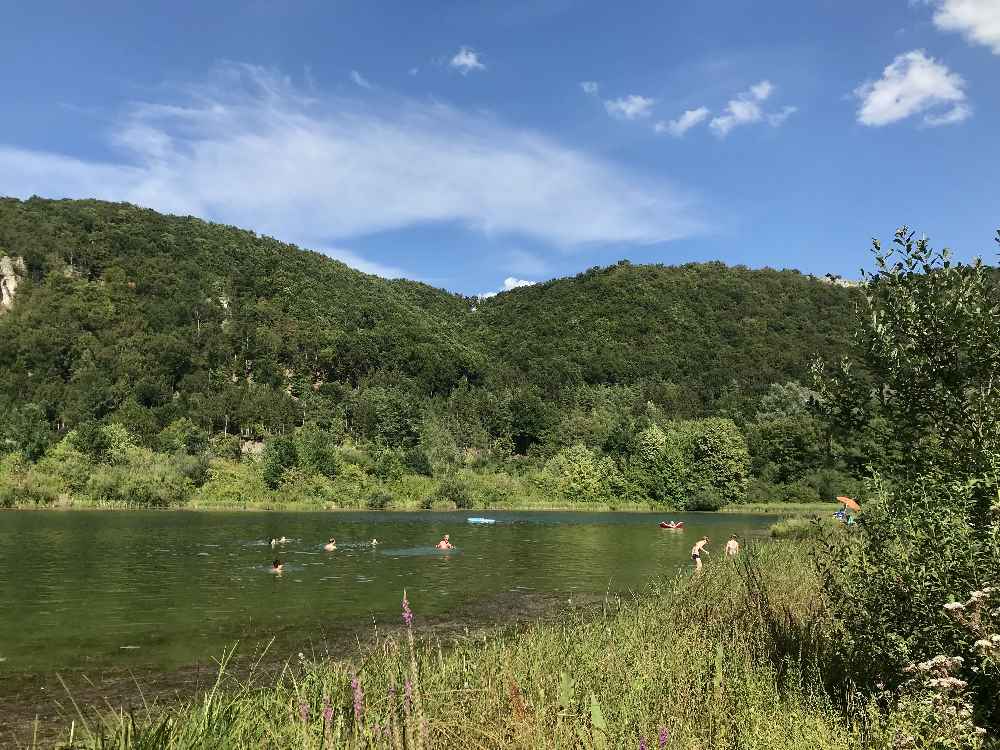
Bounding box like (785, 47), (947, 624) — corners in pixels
(0, 196), (865, 509)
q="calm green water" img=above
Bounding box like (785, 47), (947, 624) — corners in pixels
(0, 510), (774, 673)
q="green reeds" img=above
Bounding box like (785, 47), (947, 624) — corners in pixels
(45, 544), (896, 749)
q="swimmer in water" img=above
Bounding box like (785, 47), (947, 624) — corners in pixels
(435, 534), (454, 550)
(725, 534), (740, 557)
(691, 536), (710, 571)
(271, 559), (284, 573)
(323, 537), (337, 552)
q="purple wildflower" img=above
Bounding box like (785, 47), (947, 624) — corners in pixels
(639, 737), (648, 750)
(322, 696), (333, 728)
(402, 590), (414, 627)
(658, 726), (669, 747)
(404, 679), (413, 712)
(351, 673), (365, 724)
(299, 702), (309, 724)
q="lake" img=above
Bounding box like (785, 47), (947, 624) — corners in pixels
(0, 510), (776, 675)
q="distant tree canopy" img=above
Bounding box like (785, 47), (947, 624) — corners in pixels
(0, 197), (863, 497)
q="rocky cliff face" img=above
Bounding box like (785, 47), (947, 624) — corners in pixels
(0, 255), (26, 310)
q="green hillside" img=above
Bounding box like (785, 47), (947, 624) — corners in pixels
(0, 197), (862, 509)
(475, 260), (855, 412)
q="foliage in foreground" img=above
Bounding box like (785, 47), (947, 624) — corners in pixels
(42, 544), (992, 750)
(815, 228), (1000, 732)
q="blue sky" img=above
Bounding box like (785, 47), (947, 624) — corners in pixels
(1, 0), (998, 295)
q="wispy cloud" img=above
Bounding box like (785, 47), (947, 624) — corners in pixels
(506, 249), (549, 276)
(580, 81), (600, 96)
(320, 246), (409, 278)
(604, 94), (655, 120)
(450, 46), (486, 74)
(350, 70), (373, 89)
(854, 50), (969, 127)
(709, 79), (794, 137)
(655, 107), (710, 137)
(0, 62), (702, 272)
(767, 105), (798, 127)
(930, 0), (1000, 54)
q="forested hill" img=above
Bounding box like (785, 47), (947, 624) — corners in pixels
(475, 260), (855, 413)
(0, 197), (857, 450)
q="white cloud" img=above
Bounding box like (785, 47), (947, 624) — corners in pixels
(710, 80), (794, 137)
(350, 70), (373, 89)
(450, 47), (486, 74)
(923, 102), (972, 125)
(749, 80), (774, 101)
(0, 62), (702, 270)
(506, 249), (549, 276)
(931, 0), (1000, 54)
(767, 105), (798, 127)
(478, 276), (537, 298)
(321, 246), (409, 278)
(580, 81), (600, 96)
(604, 95), (655, 120)
(854, 50), (969, 127)
(655, 107), (710, 137)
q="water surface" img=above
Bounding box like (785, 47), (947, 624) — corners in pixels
(0, 510), (774, 673)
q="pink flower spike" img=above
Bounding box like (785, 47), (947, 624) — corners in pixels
(402, 590), (414, 626)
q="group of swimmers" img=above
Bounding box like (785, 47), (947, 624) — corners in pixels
(268, 533), (452, 573)
(690, 534), (740, 570)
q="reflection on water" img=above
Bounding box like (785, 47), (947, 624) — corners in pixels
(0, 510), (774, 672)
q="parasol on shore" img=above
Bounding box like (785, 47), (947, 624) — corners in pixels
(836, 496), (861, 512)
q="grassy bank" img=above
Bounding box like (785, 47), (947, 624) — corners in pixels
(723, 502), (839, 515)
(34, 543), (928, 750)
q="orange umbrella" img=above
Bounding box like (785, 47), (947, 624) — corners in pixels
(837, 496), (861, 512)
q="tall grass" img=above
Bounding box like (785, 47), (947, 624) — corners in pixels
(45, 544), (903, 750)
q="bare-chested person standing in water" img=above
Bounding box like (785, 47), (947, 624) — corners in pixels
(725, 534), (740, 557)
(691, 536), (710, 571)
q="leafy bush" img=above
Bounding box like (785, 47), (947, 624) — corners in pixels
(158, 417), (209, 455)
(682, 486), (725, 511)
(192, 460), (271, 507)
(261, 435), (298, 489)
(815, 228), (1000, 731)
(366, 489), (393, 510)
(543, 443), (622, 504)
(84, 448), (193, 507)
(435, 474), (474, 510)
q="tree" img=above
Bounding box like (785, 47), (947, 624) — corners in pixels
(817, 227), (1000, 731)
(261, 435), (298, 490)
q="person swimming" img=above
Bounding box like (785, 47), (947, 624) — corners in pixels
(323, 537), (336, 552)
(435, 534), (454, 550)
(271, 559), (284, 573)
(691, 536), (710, 571)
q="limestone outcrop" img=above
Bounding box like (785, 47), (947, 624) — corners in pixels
(0, 255), (25, 311)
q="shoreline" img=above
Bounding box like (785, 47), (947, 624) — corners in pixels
(1, 501), (837, 515)
(1, 588), (600, 744)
